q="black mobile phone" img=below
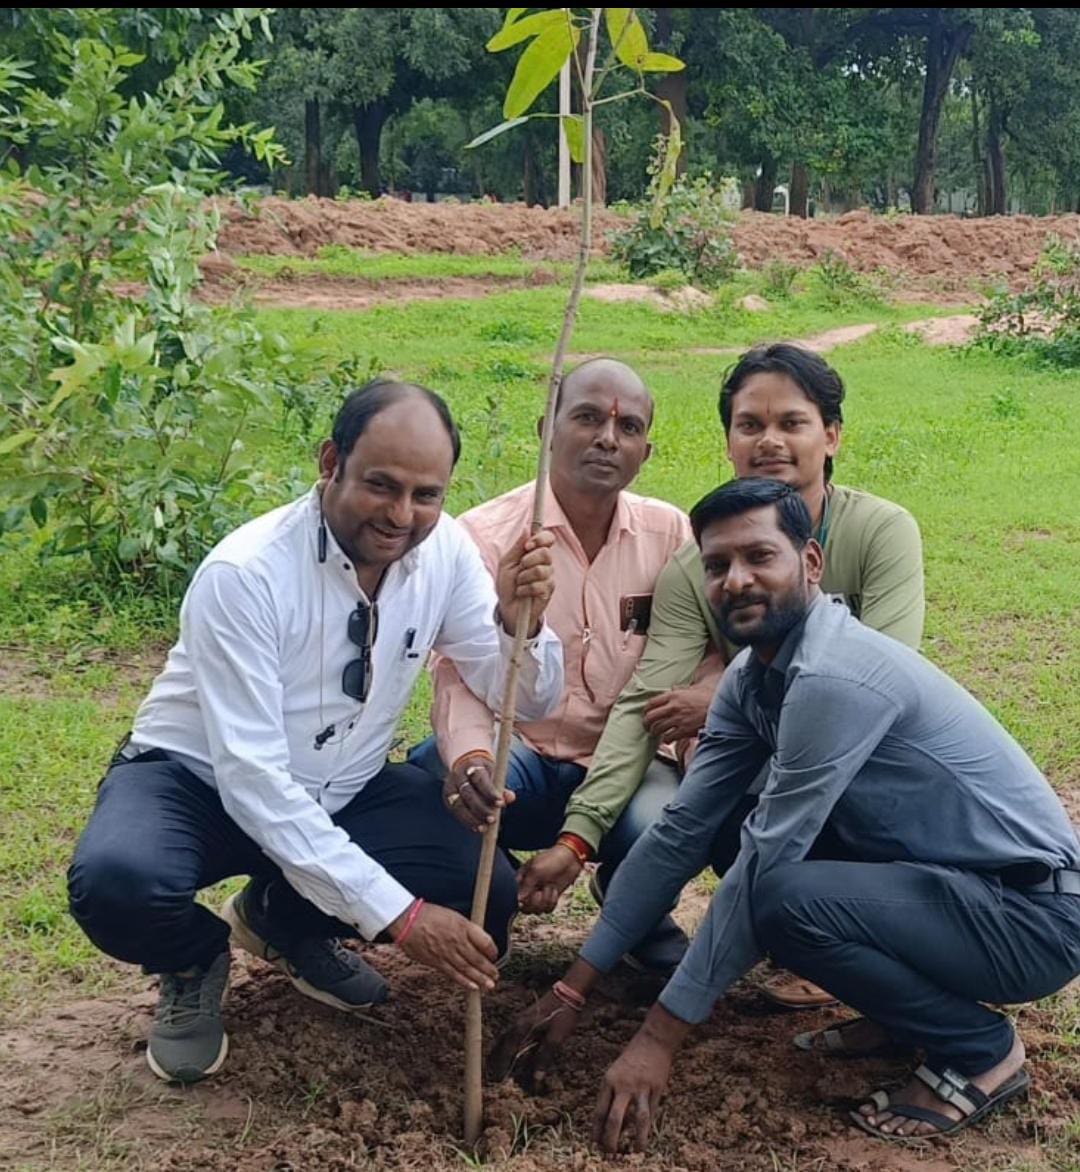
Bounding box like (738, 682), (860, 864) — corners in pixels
(620, 593), (653, 633)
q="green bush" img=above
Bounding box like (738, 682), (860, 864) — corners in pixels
(760, 259), (800, 300)
(976, 235), (1080, 366)
(0, 13), (353, 589)
(813, 249), (885, 308)
(608, 164), (738, 290)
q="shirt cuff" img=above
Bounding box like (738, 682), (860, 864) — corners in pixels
(496, 612), (549, 651)
(349, 871), (415, 941)
(657, 968), (725, 1025)
(579, 909), (637, 974)
(441, 724), (498, 770)
(560, 810), (606, 854)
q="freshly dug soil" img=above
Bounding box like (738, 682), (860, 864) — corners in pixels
(3, 878), (1074, 1171)
(215, 197), (1080, 291)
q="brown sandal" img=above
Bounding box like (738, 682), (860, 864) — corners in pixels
(793, 1017), (908, 1059)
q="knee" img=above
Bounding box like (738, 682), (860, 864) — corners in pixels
(751, 863), (812, 954)
(68, 845), (184, 931)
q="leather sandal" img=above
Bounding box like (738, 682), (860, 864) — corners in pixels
(850, 1063), (1031, 1141)
(793, 1017), (909, 1059)
(759, 968), (839, 1009)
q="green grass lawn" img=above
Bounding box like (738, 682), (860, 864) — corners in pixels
(1, 274), (1078, 1018)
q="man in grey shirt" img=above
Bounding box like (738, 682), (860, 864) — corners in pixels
(493, 477), (1080, 1147)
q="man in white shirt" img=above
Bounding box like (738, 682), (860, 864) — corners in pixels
(67, 380), (562, 1085)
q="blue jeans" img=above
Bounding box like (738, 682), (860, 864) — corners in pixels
(68, 749), (518, 973)
(407, 736), (678, 865)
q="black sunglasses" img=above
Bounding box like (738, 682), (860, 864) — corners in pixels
(343, 601), (378, 702)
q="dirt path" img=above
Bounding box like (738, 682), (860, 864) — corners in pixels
(198, 267), (562, 311)
(566, 316), (978, 366)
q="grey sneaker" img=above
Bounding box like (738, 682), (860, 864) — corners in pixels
(221, 886), (388, 1012)
(589, 866), (689, 976)
(146, 950), (230, 1084)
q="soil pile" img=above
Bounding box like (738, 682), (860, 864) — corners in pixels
(215, 197), (1080, 290)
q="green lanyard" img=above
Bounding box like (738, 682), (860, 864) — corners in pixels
(816, 489), (832, 549)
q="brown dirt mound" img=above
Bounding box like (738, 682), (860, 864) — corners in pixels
(215, 198), (1080, 290)
(216, 197), (625, 262)
(4, 879), (1073, 1171)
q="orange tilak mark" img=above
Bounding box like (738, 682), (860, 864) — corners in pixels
(609, 397), (620, 418)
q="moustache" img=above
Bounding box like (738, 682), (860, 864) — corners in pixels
(720, 594), (770, 618)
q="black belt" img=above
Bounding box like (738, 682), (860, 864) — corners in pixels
(999, 865), (1080, 896)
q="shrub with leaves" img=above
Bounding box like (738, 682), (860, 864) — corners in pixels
(608, 161), (739, 289)
(0, 11), (355, 588)
(813, 248), (886, 307)
(976, 234), (1080, 365)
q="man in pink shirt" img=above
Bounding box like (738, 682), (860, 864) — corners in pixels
(409, 358), (695, 971)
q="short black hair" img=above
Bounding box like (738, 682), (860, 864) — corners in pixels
(331, 379), (461, 469)
(718, 344), (845, 481)
(690, 477), (812, 549)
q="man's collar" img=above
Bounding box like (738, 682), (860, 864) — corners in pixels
(751, 592), (829, 681)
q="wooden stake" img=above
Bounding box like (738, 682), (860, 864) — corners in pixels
(463, 8), (602, 1147)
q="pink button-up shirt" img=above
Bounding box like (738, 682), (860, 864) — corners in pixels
(432, 480), (691, 768)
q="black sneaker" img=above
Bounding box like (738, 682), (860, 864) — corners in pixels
(146, 950), (230, 1083)
(589, 866), (689, 976)
(221, 886), (388, 1012)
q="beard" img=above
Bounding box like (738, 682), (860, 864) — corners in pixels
(715, 578), (811, 649)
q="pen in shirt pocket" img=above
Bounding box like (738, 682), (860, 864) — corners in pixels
(402, 627), (422, 660)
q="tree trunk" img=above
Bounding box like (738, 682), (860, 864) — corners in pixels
(523, 141), (539, 207)
(754, 153), (778, 212)
(591, 127), (607, 207)
(789, 162), (810, 218)
(656, 73), (688, 176)
(304, 98), (323, 197)
(970, 87), (986, 216)
(352, 101), (388, 198)
(987, 102), (1007, 215)
(912, 14), (974, 214)
(654, 8), (688, 177)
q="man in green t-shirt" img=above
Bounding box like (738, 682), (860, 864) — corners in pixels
(516, 343), (924, 1001)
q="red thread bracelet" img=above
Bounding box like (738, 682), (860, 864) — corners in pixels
(395, 898), (425, 948)
(552, 980), (586, 1011)
(556, 833), (592, 866)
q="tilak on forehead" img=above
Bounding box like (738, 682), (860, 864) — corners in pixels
(610, 397), (620, 418)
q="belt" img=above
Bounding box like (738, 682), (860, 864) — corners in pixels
(1001, 866), (1080, 896)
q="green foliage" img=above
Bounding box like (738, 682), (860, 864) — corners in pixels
(976, 234), (1080, 366)
(760, 259), (800, 300)
(813, 250), (885, 309)
(609, 163), (738, 289)
(468, 7), (685, 209)
(0, 11), (354, 588)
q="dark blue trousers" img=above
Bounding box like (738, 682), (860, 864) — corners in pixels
(752, 859), (1080, 1076)
(68, 750), (518, 974)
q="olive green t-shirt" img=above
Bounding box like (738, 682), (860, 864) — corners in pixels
(562, 484), (924, 850)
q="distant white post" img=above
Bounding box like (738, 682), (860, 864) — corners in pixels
(558, 60), (571, 208)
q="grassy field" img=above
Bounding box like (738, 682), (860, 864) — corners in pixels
(1, 266), (1078, 1025)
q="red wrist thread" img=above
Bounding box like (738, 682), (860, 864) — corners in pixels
(395, 898), (425, 948)
(556, 833), (593, 865)
(552, 980), (586, 1012)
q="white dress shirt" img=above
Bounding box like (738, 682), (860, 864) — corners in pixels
(129, 487), (563, 939)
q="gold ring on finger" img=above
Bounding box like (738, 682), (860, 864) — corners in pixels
(448, 792), (462, 806)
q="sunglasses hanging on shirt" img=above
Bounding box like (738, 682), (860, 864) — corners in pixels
(343, 600), (378, 702)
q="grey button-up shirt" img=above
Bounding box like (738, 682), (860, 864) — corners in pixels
(580, 594), (1080, 1024)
